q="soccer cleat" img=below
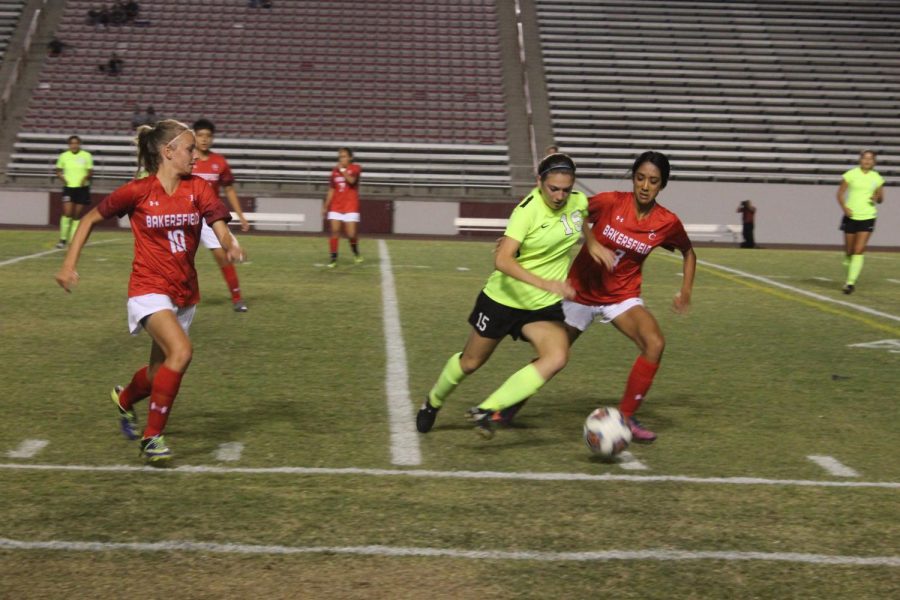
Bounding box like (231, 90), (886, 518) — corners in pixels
(111, 385), (139, 441)
(353, 255), (364, 264)
(55, 240), (67, 249)
(842, 284), (854, 295)
(465, 407), (495, 439)
(492, 398), (529, 426)
(627, 417), (657, 443)
(140, 435), (173, 462)
(326, 261), (337, 269)
(416, 397), (441, 433)
(233, 300), (248, 312)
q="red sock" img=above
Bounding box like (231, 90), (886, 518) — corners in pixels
(329, 237), (339, 253)
(618, 356), (660, 418)
(142, 365), (183, 439)
(221, 264), (241, 302)
(119, 366), (151, 410)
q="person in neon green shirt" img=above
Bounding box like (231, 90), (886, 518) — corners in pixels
(417, 154), (615, 439)
(836, 150), (885, 294)
(54, 135), (94, 248)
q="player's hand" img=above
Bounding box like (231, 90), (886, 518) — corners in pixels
(588, 242), (616, 271)
(546, 279), (575, 300)
(239, 218), (250, 232)
(321, 204), (328, 216)
(55, 267), (79, 292)
(843, 206), (853, 217)
(672, 291), (691, 314)
(226, 245), (245, 264)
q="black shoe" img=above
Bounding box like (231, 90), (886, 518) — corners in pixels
(842, 284), (855, 295)
(492, 398), (529, 426)
(465, 407), (495, 439)
(416, 397), (440, 433)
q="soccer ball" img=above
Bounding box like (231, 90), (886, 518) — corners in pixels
(583, 407), (632, 457)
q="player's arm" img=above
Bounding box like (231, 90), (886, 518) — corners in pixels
(82, 168), (93, 187)
(210, 219), (245, 264)
(340, 165), (358, 186)
(836, 180), (852, 216)
(494, 236), (574, 299)
(672, 247), (696, 314)
(55, 167), (66, 185)
(322, 187), (334, 216)
(873, 185), (884, 204)
(223, 185), (250, 232)
(55, 207), (105, 292)
(580, 219), (615, 271)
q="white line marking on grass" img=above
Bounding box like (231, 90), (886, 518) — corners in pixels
(3, 463), (898, 489)
(812, 276), (832, 282)
(689, 257), (900, 324)
(1, 537), (897, 566)
(456, 267), (470, 271)
(378, 239), (422, 466)
(617, 451), (648, 471)
(888, 279), (900, 284)
(6, 440), (49, 459)
(214, 442), (244, 462)
(807, 455), (860, 478)
(0, 239), (120, 268)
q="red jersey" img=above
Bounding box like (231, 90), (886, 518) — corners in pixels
(328, 163), (361, 213)
(568, 191), (692, 305)
(97, 175), (231, 306)
(191, 152), (235, 199)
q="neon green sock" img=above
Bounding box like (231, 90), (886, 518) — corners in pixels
(479, 363), (546, 412)
(59, 216), (71, 241)
(428, 352), (465, 407)
(841, 254), (850, 268)
(847, 254), (864, 285)
(67, 219), (80, 242)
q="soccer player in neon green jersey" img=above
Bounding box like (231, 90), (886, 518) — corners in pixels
(417, 154), (615, 439)
(55, 135), (93, 249)
(836, 150), (885, 294)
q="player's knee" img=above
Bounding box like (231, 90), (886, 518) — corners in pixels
(459, 354), (484, 375)
(644, 333), (665, 361)
(168, 342), (193, 371)
(542, 347), (569, 376)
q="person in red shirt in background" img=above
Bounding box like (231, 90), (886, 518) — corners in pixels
(737, 199), (757, 248)
(321, 147), (362, 268)
(192, 119), (251, 312)
(55, 119), (244, 463)
(563, 151), (695, 442)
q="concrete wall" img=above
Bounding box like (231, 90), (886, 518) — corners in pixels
(393, 200), (459, 235)
(578, 179), (899, 248)
(254, 197), (321, 232)
(0, 189), (49, 225)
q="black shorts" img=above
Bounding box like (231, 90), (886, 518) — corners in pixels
(467, 290), (565, 341)
(62, 186), (91, 205)
(840, 216), (875, 233)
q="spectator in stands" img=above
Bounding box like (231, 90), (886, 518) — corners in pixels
(99, 53), (123, 76)
(248, 0), (272, 7)
(54, 135), (94, 249)
(417, 154), (609, 439)
(47, 37), (67, 57)
(88, 6), (111, 29)
(55, 119), (244, 463)
(322, 148), (362, 267)
(124, 1), (140, 22)
(837, 150), (885, 294)
(737, 199), (756, 248)
(192, 118), (252, 312)
(543, 144), (559, 156)
(131, 105), (157, 130)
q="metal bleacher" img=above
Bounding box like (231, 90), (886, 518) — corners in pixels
(536, 0), (900, 184)
(0, 0), (25, 61)
(7, 0), (511, 190)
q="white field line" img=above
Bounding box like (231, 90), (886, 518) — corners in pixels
(1, 537), (897, 566)
(807, 455), (860, 478)
(888, 279), (900, 284)
(5, 439), (49, 459)
(214, 442), (244, 462)
(617, 451), (649, 471)
(0, 239), (121, 267)
(674, 256), (900, 324)
(2, 462), (898, 489)
(377, 239), (422, 466)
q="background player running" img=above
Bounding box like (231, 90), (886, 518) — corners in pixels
(55, 119), (243, 463)
(192, 118), (252, 311)
(54, 135), (93, 249)
(836, 150), (885, 294)
(417, 153), (613, 439)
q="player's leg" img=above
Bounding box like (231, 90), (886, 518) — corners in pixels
(610, 305), (664, 441)
(68, 199), (87, 242)
(842, 227), (855, 268)
(58, 192), (74, 247)
(138, 309), (193, 461)
(327, 218), (341, 266)
(202, 221), (246, 311)
(845, 228), (871, 293)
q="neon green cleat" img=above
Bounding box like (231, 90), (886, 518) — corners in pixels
(111, 385), (139, 441)
(353, 255), (364, 264)
(140, 435), (173, 463)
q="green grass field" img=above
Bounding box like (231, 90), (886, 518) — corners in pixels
(1, 230), (898, 599)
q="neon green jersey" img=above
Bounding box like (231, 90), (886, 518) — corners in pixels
(843, 166), (884, 220)
(56, 150), (93, 187)
(483, 187), (589, 310)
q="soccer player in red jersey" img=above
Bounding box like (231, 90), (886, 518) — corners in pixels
(321, 147), (362, 267)
(55, 120), (244, 463)
(563, 151), (696, 442)
(192, 119), (251, 312)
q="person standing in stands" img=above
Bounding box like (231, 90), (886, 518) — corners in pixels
(55, 120), (243, 463)
(836, 150), (885, 294)
(737, 199), (756, 248)
(54, 135), (93, 249)
(322, 147), (362, 267)
(191, 119), (251, 312)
